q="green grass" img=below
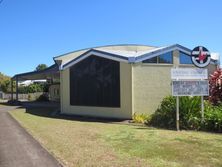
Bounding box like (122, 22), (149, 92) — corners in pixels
(10, 108), (222, 167)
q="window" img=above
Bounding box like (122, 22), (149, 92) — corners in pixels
(179, 51), (192, 64)
(142, 52), (173, 64)
(143, 56), (157, 63)
(70, 55), (120, 107)
(158, 52), (173, 64)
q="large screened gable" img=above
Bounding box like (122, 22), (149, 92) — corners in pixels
(70, 55), (120, 107)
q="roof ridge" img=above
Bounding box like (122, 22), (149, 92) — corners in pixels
(53, 44), (158, 60)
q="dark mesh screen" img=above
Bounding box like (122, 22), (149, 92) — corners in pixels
(70, 55), (120, 107)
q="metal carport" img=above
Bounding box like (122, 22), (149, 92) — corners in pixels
(11, 64), (59, 101)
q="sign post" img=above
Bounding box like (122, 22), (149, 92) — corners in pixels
(171, 68), (209, 131)
(201, 96), (204, 122)
(176, 96), (179, 131)
(171, 46), (211, 131)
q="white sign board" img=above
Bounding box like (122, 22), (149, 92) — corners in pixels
(172, 80), (209, 96)
(171, 68), (208, 80)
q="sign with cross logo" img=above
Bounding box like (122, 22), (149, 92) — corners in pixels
(171, 45), (211, 131)
(191, 46), (211, 68)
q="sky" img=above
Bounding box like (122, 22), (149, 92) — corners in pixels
(0, 0), (221, 76)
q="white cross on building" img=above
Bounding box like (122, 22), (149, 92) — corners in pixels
(191, 46), (210, 64)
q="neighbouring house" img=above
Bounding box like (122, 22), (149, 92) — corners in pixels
(18, 80), (47, 86)
(12, 44), (219, 119)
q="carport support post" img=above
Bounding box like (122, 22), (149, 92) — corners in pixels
(11, 78), (13, 100)
(176, 96), (180, 131)
(16, 76), (18, 101)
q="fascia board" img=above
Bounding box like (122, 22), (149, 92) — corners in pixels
(135, 45), (191, 63)
(62, 50), (128, 70)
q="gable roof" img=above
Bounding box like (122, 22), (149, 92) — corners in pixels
(135, 44), (191, 62)
(61, 44), (191, 70)
(54, 44), (156, 67)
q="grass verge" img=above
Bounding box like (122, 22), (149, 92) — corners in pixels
(10, 108), (222, 167)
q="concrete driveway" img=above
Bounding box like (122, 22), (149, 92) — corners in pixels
(0, 105), (62, 167)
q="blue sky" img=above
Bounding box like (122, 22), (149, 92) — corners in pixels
(0, 0), (221, 76)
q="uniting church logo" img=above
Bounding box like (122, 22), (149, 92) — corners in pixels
(191, 46), (211, 68)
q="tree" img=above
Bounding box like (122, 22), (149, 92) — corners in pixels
(209, 68), (222, 105)
(0, 72), (12, 93)
(35, 64), (48, 71)
(1, 80), (11, 92)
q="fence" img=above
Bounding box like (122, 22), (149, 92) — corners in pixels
(0, 92), (44, 101)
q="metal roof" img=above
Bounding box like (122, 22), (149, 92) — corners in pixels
(13, 64), (59, 81)
(62, 44), (192, 69)
(54, 44), (156, 67)
(13, 44), (219, 81)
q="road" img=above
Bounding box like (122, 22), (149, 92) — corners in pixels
(0, 105), (62, 167)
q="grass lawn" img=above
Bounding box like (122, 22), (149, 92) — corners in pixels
(10, 107), (222, 167)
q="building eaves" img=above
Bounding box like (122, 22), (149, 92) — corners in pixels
(62, 49), (129, 69)
(61, 44), (192, 70)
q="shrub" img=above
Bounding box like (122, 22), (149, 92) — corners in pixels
(202, 102), (222, 132)
(179, 96), (201, 130)
(149, 96), (176, 129)
(36, 93), (49, 102)
(209, 68), (222, 105)
(150, 96), (201, 130)
(150, 96), (222, 132)
(18, 83), (48, 94)
(132, 113), (151, 124)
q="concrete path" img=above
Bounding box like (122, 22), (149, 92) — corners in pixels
(0, 106), (62, 167)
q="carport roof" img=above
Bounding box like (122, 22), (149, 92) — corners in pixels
(12, 64), (59, 81)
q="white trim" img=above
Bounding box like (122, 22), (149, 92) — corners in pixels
(62, 51), (128, 70)
(135, 46), (191, 63)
